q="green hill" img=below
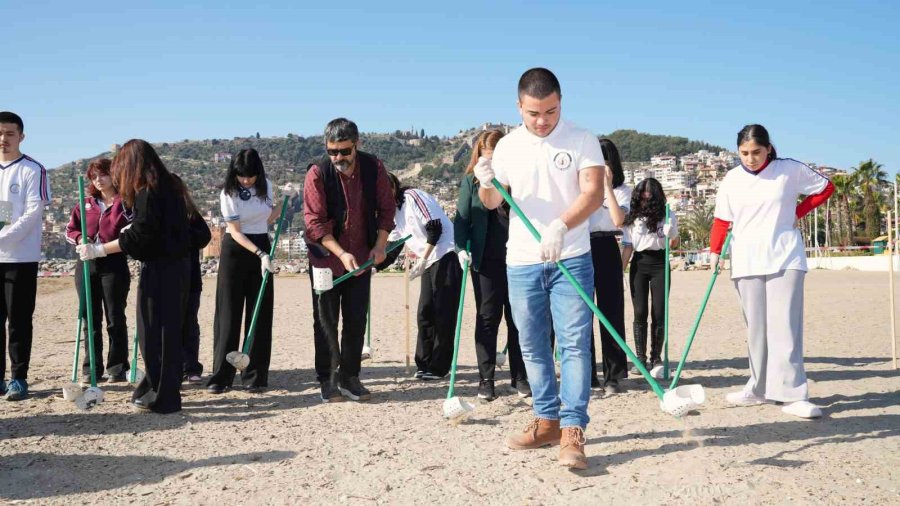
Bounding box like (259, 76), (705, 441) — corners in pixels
(600, 129), (726, 161)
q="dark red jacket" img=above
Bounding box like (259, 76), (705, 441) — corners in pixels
(66, 196), (133, 246)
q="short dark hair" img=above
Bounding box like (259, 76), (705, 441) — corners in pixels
(0, 112), (24, 133)
(324, 118), (359, 144)
(737, 124), (777, 160)
(517, 68), (561, 100)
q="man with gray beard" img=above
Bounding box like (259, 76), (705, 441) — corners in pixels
(303, 118), (396, 402)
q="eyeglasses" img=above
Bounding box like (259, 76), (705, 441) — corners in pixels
(326, 146), (354, 157)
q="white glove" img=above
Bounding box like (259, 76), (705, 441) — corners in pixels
(473, 156), (495, 184)
(709, 253), (720, 269)
(662, 223), (674, 238)
(260, 253), (275, 275)
(540, 218), (568, 263)
(457, 250), (471, 270)
(408, 257), (427, 279)
(77, 243), (107, 261)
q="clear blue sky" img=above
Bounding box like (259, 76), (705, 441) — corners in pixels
(7, 0), (898, 172)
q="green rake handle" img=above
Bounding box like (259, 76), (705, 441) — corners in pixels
(663, 204), (671, 380)
(316, 235), (412, 294)
(129, 327), (139, 383)
(77, 176), (99, 388)
(669, 231), (732, 389)
(71, 311), (83, 383)
(447, 243), (470, 399)
(491, 179), (667, 400)
(241, 196), (290, 355)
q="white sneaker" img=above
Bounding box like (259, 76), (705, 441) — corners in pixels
(782, 401), (822, 419)
(725, 390), (769, 406)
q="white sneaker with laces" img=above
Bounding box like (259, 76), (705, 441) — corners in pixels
(725, 390), (769, 406)
(782, 400), (822, 419)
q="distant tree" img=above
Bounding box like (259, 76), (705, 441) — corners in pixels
(853, 159), (887, 239)
(420, 128), (425, 138)
(256, 132), (261, 139)
(682, 204), (715, 248)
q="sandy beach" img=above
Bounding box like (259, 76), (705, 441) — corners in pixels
(1, 269), (898, 505)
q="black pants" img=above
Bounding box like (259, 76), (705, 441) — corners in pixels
(209, 234), (274, 388)
(132, 257), (189, 414)
(0, 262), (37, 381)
(309, 268), (370, 382)
(182, 289), (203, 376)
(471, 257), (526, 382)
(591, 236), (628, 382)
(416, 252), (462, 377)
(74, 255), (131, 378)
(629, 250), (668, 362)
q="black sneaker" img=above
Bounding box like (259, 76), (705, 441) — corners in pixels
(590, 375), (602, 389)
(339, 376), (371, 401)
(413, 370), (425, 379)
(107, 372), (127, 384)
(320, 380), (344, 403)
(421, 372), (446, 381)
(604, 380), (624, 395)
(629, 361), (647, 376)
(515, 379), (532, 399)
(245, 385), (265, 394)
(207, 384), (229, 394)
(477, 379), (496, 402)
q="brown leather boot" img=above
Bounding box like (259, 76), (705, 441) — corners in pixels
(505, 418), (561, 450)
(559, 427), (588, 469)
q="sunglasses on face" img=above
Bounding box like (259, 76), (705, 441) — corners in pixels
(326, 146), (354, 157)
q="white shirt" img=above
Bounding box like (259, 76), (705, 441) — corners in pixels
(589, 184), (632, 232)
(622, 214), (678, 252)
(389, 189), (454, 269)
(714, 158), (829, 279)
(0, 155), (51, 262)
(493, 120), (606, 266)
(220, 178), (274, 234)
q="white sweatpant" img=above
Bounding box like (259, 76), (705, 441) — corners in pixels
(733, 269), (808, 402)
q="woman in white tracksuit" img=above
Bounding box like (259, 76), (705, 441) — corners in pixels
(709, 124), (834, 419)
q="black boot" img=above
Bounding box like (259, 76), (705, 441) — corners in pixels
(650, 325), (664, 368)
(630, 323), (647, 375)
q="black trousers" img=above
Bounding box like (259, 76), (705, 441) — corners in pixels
(590, 236), (628, 381)
(182, 289), (203, 376)
(309, 267), (370, 382)
(416, 253), (462, 377)
(629, 250), (668, 361)
(471, 257), (526, 382)
(74, 255), (131, 377)
(0, 262), (37, 381)
(209, 234), (274, 388)
(132, 257), (189, 414)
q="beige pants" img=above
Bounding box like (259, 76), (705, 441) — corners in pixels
(734, 269), (808, 402)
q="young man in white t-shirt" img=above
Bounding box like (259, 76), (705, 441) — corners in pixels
(475, 68), (605, 469)
(0, 112), (51, 401)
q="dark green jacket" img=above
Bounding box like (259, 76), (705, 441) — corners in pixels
(454, 174), (508, 271)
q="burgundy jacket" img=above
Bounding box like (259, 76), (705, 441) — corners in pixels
(66, 195), (133, 246)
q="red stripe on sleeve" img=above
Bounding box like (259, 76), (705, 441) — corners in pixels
(709, 218), (731, 254)
(796, 180), (834, 219)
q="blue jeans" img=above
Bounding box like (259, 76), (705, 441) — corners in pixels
(507, 253), (594, 429)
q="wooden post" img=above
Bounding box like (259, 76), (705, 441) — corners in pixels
(404, 255), (412, 373)
(889, 212), (898, 369)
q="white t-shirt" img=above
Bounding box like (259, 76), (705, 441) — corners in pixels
(220, 178), (274, 234)
(714, 158), (829, 279)
(493, 120), (606, 266)
(589, 184), (632, 232)
(622, 214), (678, 252)
(0, 155), (51, 263)
(389, 189), (455, 269)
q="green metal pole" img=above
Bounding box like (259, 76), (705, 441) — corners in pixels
(71, 312), (83, 383)
(669, 232), (732, 389)
(663, 204), (671, 380)
(491, 180), (667, 400)
(129, 327), (139, 383)
(317, 235), (412, 294)
(447, 243), (470, 399)
(241, 196), (290, 355)
(366, 296), (371, 348)
(77, 176), (98, 388)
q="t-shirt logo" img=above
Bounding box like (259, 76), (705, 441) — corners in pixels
(9, 183), (19, 194)
(553, 152), (573, 171)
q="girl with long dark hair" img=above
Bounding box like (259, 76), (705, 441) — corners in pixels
(621, 177), (678, 374)
(77, 139), (191, 413)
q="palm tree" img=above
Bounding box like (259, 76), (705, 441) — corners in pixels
(853, 159), (887, 240)
(831, 174), (854, 245)
(682, 204), (715, 249)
